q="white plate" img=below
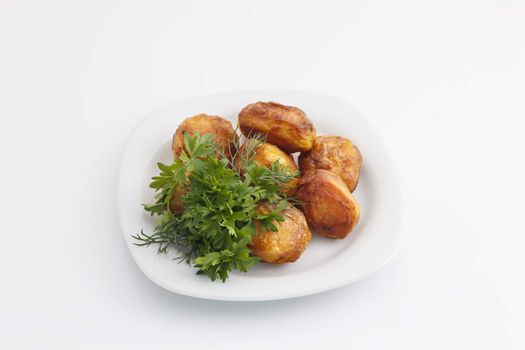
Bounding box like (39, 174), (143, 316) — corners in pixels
(118, 90), (402, 301)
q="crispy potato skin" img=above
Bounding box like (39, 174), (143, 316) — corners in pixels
(168, 185), (185, 215)
(249, 205), (311, 263)
(235, 142), (300, 196)
(172, 114), (236, 159)
(238, 102), (316, 153)
(295, 169), (360, 239)
(299, 136), (362, 192)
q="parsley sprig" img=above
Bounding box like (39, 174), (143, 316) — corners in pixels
(132, 131), (299, 282)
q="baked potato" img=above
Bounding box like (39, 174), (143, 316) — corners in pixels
(235, 141), (300, 196)
(168, 185), (185, 215)
(299, 136), (362, 192)
(295, 169), (360, 239)
(238, 102), (316, 153)
(249, 204), (311, 263)
(172, 114), (236, 159)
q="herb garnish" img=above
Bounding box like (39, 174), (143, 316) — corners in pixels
(132, 132), (298, 282)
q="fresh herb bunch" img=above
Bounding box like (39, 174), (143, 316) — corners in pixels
(132, 131), (299, 282)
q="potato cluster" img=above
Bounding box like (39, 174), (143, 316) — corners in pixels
(170, 101), (362, 264)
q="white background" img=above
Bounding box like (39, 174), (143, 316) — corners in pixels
(1, 0), (524, 349)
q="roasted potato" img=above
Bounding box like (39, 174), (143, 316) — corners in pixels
(238, 102), (316, 153)
(235, 141), (300, 196)
(299, 136), (362, 192)
(172, 114), (236, 159)
(168, 185), (185, 215)
(295, 169), (360, 239)
(249, 204), (311, 263)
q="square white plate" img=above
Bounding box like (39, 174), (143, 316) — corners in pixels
(117, 90), (402, 301)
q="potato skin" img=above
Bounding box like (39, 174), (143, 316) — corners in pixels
(168, 185), (185, 215)
(249, 205), (311, 264)
(172, 114), (236, 159)
(295, 169), (360, 239)
(235, 142), (300, 196)
(299, 136), (362, 192)
(238, 102), (316, 153)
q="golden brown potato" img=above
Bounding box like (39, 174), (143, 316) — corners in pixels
(249, 204), (311, 263)
(168, 185), (185, 215)
(299, 136), (362, 192)
(172, 114), (236, 159)
(295, 169), (360, 239)
(238, 102), (316, 153)
(235, 142), (300, 196)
